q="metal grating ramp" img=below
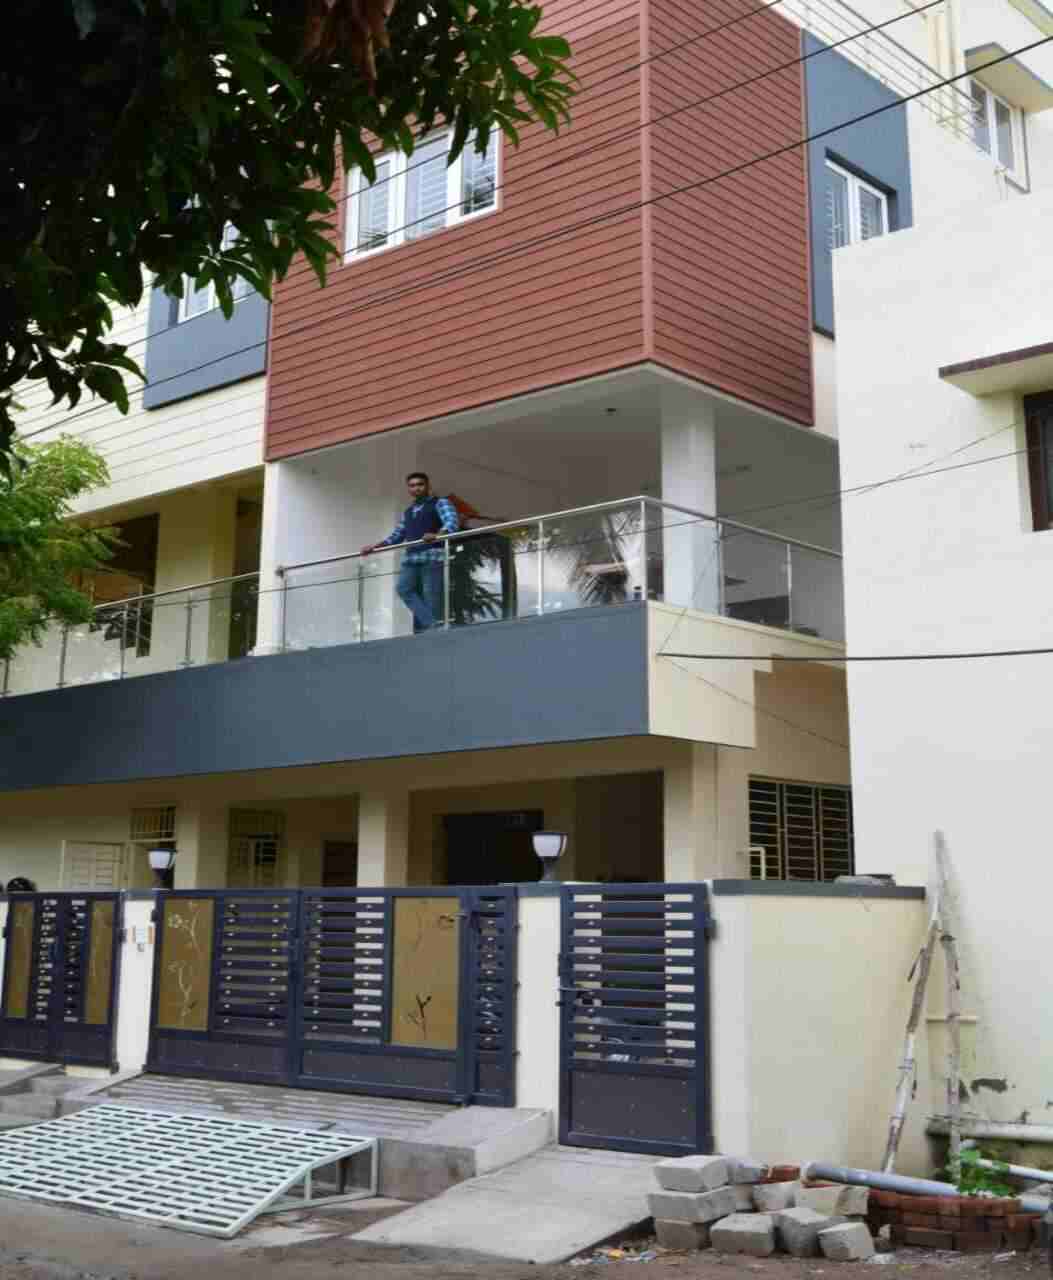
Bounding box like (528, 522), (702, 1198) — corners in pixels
(0, 1104), (377, 1238)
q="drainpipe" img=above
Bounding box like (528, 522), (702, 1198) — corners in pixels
(928, 1119), (1053, 1144)
(958, 1142), (1053, 1186)
(803, 1161), (1049, 1216)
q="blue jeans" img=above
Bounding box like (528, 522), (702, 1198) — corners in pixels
(397, 560), (444, 633)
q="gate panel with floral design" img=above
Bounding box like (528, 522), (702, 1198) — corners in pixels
(146, 888), (517, 1105)
(0, 893), (121, 1067)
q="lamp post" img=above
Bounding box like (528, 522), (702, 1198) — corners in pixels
(532, 830), (568, 884)
(148, 847), (176, 891)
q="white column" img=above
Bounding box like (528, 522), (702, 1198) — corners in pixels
(663, 742), (719, 881)
(254, 461), (289, 655)
(660, 392), (720, 614)
(514, 894), (561, 1114)
(358, 790), (410, 887)
(174, 805), (228, 889)
(114, 898), (158, 1073)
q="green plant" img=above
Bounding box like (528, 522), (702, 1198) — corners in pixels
(951, 1147), (1015, 1198)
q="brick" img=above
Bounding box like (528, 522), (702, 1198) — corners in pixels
(710, 1213), (777, 1257)
(648, 1186), (739, 1224)
(654, 1219), (711, 1251)
(773, 1207), (834, 1258)
(890, 1224), (907, 1247)
(767, 1165), (801, 1183)
(795, 1183), (844, 1215)
(870, 1190), (899, 1208)
(1004, 1228), (1032, 1250)
(654, 1156), (729, 1193)
(1006, 1213), (1041, 1231)
(726, 1157), (770, 1185)
(752, 1181), (797, 1213)
(903, 1212), (942, 1228)
(818, 1222), (876, 1261)
(902, 1227), (955, 1249)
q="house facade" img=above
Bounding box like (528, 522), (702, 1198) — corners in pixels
(3, 0), (1049, 906)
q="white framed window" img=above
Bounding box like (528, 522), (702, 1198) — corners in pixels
(346, 132), (499, 260)
(178, 224), (254, 322)
(971, 80), (1026, 185)
(825, 160), (889, 252)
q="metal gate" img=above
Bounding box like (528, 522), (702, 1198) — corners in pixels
(558, 882), (712, 1155)
(147, 887), (517, 1106)
(0, 893), (121, 1067)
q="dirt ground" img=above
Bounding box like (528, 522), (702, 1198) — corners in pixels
(0, 1198), (1048, 1280)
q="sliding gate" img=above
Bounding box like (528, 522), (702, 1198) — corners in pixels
(147, 887), (517, 1105)
(558, 882), (712, 1155)
(0, 893), (121, 1067)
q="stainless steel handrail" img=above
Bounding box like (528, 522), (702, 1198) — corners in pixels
(79, 570), (261, 615)
(278, 495), (842, 577)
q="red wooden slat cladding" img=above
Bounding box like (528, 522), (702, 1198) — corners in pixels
(646, 0), (813, 424)
(264, 0), (813, 460)
(266, 0), (647, 460)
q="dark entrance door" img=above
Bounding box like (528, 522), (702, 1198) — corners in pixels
(558, 882), (712, 1155)
(147, 886), (518, 1106)
(444, 810), (544, 885)
(0, 893), (121, 1067)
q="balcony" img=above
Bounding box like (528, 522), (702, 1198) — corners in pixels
(3, 497), (843, 698)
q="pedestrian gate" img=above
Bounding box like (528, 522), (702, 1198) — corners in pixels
(147, 887), (517, 1106)
(0, 893), (121, 1067)
(558, 882), (712, 1156)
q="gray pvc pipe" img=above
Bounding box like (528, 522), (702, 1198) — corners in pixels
(929, 1118), (1053, 1144)
(804, 1161), (1049, 1216)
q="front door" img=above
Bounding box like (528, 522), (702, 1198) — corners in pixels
(147, 886), (518, 1106)
(0, 893), (121, 1067)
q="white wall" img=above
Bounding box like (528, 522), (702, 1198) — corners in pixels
(15, 293), (265, 515)
(836, 184), (1053, 1131)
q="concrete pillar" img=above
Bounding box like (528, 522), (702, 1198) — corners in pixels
(254, 461), (288, 655)
(660, 391), (720, 614)
(515, 893), (561, 1114)
(358, 790), (410, 887)
(663, 742), (720, 881)
(175, 804), (228, 889)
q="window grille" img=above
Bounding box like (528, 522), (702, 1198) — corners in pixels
(748, 779), (854, 881)
(130, 806), (176, 842)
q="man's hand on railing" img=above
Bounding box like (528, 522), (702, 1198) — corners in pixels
(359, 544), (377, 556)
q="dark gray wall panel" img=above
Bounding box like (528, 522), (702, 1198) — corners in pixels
(143, 288), (268, 409)
(0, 606), (649, 791)
(804, 32), (913, 335)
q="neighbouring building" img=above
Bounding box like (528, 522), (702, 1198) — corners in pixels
(0, 0), (1050, 1168)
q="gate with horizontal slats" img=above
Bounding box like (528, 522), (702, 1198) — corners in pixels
(0, 892), (121, 1067)
(558, 882), (712, 1155)
(146, 887), (517, 1106)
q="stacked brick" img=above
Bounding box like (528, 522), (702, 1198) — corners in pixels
(647, 1157), (876, 1260)
(867, 1190), (1044, 1252)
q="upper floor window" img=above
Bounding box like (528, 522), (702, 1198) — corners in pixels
(346, 132), (498, 260)
(971, 80), (1026, 185)
(178, 224), (254, 322)
(825, 160), (888, 251)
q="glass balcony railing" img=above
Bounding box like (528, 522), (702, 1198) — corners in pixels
(2, 498), (843, 697)
(279, 497), (844, 649)
(2, 573), (260, 697)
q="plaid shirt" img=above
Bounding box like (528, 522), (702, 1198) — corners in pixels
(377, 496), (460, 563)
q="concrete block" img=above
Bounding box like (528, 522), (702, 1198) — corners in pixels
(731, 1186), (755, 1210)
(752, 1181), (797, 1212)
(837, 1186), (870, 1216)
(710, 1213), (777, 1256)
(655, 1219), (712, 1251)
(727, 1157), (770, 1185)
(28, 1077), (80, 1097)
(648, 1186), (739, 1224)
(654, 1155), (729, 1193)
(819, 1222), (876, 1261)
(775, 1207), (837, 1258)
(795, 1183), (844, 1214)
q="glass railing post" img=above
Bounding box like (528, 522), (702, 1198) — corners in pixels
(786, 543), (794, 633)
(357, 561), (365, 642)
(443, 538), (452, 629)
(639, 499), (648, 602)
(182, 599), (195, 667)
(57, 626), (69, 689)
(536, 518), (546, 616)
(717, 522), (726, 618)
(279, 572), (289, 652)
(119, 605), (128, 679)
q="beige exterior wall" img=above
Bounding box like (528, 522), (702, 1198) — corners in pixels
(15, 294), (265, 517)
(710, 892), (933, 1174)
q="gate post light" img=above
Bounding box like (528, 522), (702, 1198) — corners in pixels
(532, 831), (567, 883)
(148, 847), (176, 890)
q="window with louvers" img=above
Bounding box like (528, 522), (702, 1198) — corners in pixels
(748, 778), (854, 881)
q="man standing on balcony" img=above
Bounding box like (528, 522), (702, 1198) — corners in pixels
(361, 473), (460, 633)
